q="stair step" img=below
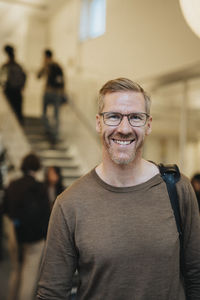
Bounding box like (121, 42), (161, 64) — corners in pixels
(63, 178), (80, 187)
(38, 149), (69, 157)
(24, 117), (43, 125)
(40, 154), (72, 160)
(62, 169), (82, 177)
(27, 135), (49, 142)
(32, 140), (66, 148)
(34, 144), (69, 152)
(35, 147), (69, 153)
(62, 174), (81, 180)
(42, 159), (79, 169)
(24, 127), (46, 134)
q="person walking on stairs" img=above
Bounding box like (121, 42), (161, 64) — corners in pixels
(37, 49), (66, 144)
(0, 45), (26, 124)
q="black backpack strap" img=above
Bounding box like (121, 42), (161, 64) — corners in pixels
(158, 163), (182, 239)
(158, 163), (184, 276)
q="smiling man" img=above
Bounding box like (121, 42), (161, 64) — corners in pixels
(37, 78), (200, 300)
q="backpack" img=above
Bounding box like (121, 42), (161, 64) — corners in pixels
(158, 163), (184, 275)
(48, 63), (64, 89)
(14, 181), (50, 243)
(6, 63), (26, 89)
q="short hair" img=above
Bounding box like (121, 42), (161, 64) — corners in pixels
(21, 153), (41, 174)
(98, 78), (151, 114)
(45, 166), (63, 185)
(4, 45), (15, 59)
(45, 49), (53, 58)
(191, 173), (200, 183)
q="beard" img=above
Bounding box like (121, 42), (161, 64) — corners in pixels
(103, 132), (144, 165)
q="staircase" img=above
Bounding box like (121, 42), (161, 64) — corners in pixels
(23, 117), (82, 188)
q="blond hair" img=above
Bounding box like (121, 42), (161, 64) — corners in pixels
(98, 78), (151, 114)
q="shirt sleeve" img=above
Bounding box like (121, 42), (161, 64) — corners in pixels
(178, 177), (200, 299)
(36, 199), (77, 300)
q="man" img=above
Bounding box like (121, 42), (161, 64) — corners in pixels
(0, 45), (26, 124)
(37, 78), (200, 299)
(37, 49), (66, 143)
(4, 153), (50, 300)
(191, 173), (200, 212)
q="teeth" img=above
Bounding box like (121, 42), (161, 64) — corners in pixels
(115, 140), (132, 145)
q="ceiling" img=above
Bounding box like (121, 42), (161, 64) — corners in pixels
(0, 0), (66, 15)
(0, 0), (67, 53)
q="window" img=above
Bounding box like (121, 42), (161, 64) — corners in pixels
(79, 0), (106, 41)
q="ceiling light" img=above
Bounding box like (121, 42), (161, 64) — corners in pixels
(179, 0), (200, 38)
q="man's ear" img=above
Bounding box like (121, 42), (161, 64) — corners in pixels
(96, 114), (102, 133)
(145, 115), (152, 136)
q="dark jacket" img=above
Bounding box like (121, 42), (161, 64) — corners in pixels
(4, 175), (50, 243)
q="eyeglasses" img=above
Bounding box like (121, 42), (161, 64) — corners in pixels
(99, 112), (149, 127)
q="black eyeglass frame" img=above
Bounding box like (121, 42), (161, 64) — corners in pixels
(99, 112), (150, 127)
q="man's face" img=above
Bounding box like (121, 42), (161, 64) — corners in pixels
(96, 91), (152, 166)
(193, 180), (200, 193)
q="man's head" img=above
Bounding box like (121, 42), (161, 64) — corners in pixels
(191, 174), (200, 193)
(21, 153), (41, 175)
(96, 78), (152, 166)
(45, 49), (53, 58)
(44, 49), (53, 64)
(4, 45), (15, 61)
(98, 78), (151, 115)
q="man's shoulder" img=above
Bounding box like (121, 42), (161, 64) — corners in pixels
(49, 61), (63, 71)
(57, 169), (97, 205)
(7, 176), (25, 188)
(8, 175), (42, 189)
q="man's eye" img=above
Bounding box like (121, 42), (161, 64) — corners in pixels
(107, 114), (120, 120)
(130, 114), (143, 121)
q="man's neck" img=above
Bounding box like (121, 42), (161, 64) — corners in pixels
(95, 159), (159, 188)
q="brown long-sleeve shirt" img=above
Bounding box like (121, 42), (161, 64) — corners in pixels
(37, 169), (200, 300)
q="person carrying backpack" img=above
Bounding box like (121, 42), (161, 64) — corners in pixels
(37, 49), (67, 144)
(37, 78), (200, 300)
(0, 45), (26, 124)
(3, 153), (50, 300)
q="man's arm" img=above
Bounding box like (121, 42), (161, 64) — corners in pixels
(178, 177), (200, 299)
(36, 199), (77, 300)
(37, 67), (45, 79)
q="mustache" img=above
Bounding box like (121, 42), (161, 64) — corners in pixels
(110, 133), (135, 140)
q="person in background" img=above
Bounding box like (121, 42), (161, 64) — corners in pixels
(45, 166), (64, 210)
(0, 45), (26, 124)
(4, 153), (50, 300)
(37, 49), (66, 144)
(37, 78), (200, 300)
(191, 173), (200, 212)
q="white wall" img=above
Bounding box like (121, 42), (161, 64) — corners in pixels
(49, 0), (200, 80)
(23, 16), (49, 116)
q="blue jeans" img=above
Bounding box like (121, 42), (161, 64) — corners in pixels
(42, 91), (62, 141)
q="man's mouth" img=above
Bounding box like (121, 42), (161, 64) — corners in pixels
(112, 139), (135, 145)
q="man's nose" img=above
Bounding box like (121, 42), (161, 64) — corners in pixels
(117, 116), (132, 133)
